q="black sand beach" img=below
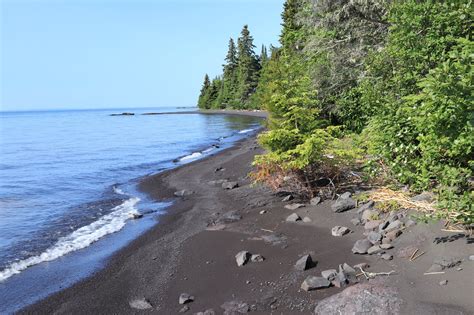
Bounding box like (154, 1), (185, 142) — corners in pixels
(22, 126), (474, 314)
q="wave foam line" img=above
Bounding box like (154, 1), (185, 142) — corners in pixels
(238, 128), (255, 134)
(179, 152), (202, 161)
(0, 197), (140, 282)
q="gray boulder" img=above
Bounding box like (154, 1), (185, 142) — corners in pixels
(331, 197), (356, 213)
(301, 276), (331, 291)
(174, 189), (194, 197)
(381, 254), (393, 260)
(385, 220), (403, 233)
(314, 282), (402, 314)
(367, 245), (384, 255)
(295, 254), (315, 271)
(352, 239), (372, 254)
(179, 293), (194, 305)
(222, 181), (239, 190)
(286, 213), (301, 222)
(340, 192), (352, 199)
(361, 209), (378, 222)
(321, 269), (338, 281)
(331, 226), (350, 237)
(364, 220), (382, 231)
(411, 191), (435, 203)
(221, 301), (250, 314)
(367, 231), (382, 244)
(310, 196), (322, 205)
(356, 200), (375, 214)
(129, 298), (153, 310)
(235, 251), (251, 266)
(250, 254), (265, 263)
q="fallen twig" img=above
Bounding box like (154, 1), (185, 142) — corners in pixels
(358, 267), (396, 279)
(411, 251), (425, 261)
(409, 249), (419, 261)
(423, 271), (445, 275)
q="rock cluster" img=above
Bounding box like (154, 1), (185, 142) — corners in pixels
(235, 251), (265, 266)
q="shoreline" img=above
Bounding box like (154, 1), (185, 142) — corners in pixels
(21, 124), (474, 313)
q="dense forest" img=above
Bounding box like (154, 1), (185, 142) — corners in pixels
(197, 0), (473, 226)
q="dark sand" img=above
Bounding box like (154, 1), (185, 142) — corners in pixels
(22, 132), (474, 314)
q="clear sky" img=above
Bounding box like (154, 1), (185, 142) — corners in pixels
(0, 0), (284, 111)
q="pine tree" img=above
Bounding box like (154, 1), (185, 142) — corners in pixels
(260, 45), (269, 67)
(197, 74), (211, 109)
(221, 38), (239, 107)
(236, 25), (261, 107)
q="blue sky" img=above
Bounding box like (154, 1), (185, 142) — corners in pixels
(0, 0), (284, 111)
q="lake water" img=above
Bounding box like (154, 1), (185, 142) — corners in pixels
(0, 107), (262, 312)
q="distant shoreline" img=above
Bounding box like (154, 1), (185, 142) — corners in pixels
(110, 109), (269, 118)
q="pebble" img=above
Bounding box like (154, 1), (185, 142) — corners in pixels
(352, 239), (372, 254)
(235, 251), (251, 266)
(129, 298), (153, 310)
(301, 276), (331, 291)
(285, 203), (305, 210)
(331, 226), (351, 237)
(310, 196), (322, 205)
(286, 213), (301, 222)
(179, 305), (190, 313)
(179, 293), (194, 305)
(259, 210), (267, 214)
(439, 280), (448, 286)
(469, 255), (474, 261)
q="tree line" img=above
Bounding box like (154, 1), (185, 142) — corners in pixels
(197, 25), (268, 110)
(198, 0), (473, 225)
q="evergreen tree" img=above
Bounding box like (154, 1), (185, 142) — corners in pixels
(236, 25), (261, 106)
(221, 38), (239, 107)
(259, 45), (269, 67)
(197, 74), (211, 109)
(207, 77), (223, 109)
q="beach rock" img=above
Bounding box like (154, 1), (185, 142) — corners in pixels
(332, 270), (349, 288)
(321, 269), (338, 281)
(356, 200), (375, 214)
(380, 243), (394, 250)
(331, 226), (350, 237)
(174, 189), (194, 197)
(411, 192), (435, 203)
(352, 239), (372, 254)
(286, 213), (301, 222)
(282, 194), (293, 202)
(367, 231), (382, 244)
(129, 212), (143, 219)
(285, 203), (305, 210)
(381, 254), (393, 260)
(340, 192), (352, 199)
(221, 301), (250, 314)
(295, 254), (315, 271)
(259, 210), (267, 214)
(331, 198), (356, 213)
(250, 254), (265, 263)
(313, 282), (402, 314)
(364, 220), (382, 231)
(361, 209), (379, 222)
(385, 220), (403, 233)
(439, 280), (448, 286)
(469, 255), (474, 261)
(301, 276), (331, 291)
(340, 263), (358, 284)
(179, 293), (194, 305)
(385, 229), (402, 241)
(302, 216), (312, 222)
(427, 257), (462, 272)
(342, 263), (356, 274)
(235, 251), (251, 266)
(222, 181), (239, 190)
(350, 218), (362, 226)
(179, 305), (189, 313)
(129, 298), (153, 310)
(310, 196), (321, 205)
(367, 245), (383, 255)
(195, 310), (216, 315)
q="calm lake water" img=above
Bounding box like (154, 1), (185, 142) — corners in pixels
(0, 107), (262, 312)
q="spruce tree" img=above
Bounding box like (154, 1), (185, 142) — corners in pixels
(236, 25), (261, 107)
(197, 74), (211, 109)
(221, 38), (238, 107)
(260, 45), (269, 67)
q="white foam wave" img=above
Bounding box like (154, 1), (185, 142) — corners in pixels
(238, 128), (255, 134)
(179, 152), (202, 161)
(0, 197), (140, 282)
(113, 186), (126, 195)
